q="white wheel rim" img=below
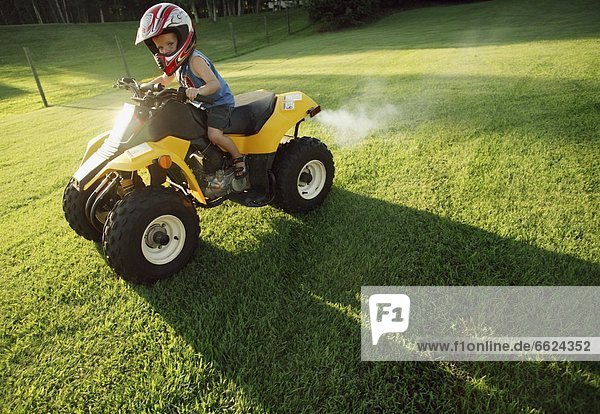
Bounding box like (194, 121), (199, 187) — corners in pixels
(141, 215), (186, 265)
(297, 160), (327, 200)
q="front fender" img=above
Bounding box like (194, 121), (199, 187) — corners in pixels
(81, 130), (111, 164)
(82, 136), (206, 204)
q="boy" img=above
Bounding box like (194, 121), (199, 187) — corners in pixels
(135, 3), (246, 177)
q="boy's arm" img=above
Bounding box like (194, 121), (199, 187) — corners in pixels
(186, 56), (221, 100)
(143, 73), (175, 87)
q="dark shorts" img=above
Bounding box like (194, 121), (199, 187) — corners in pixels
(206, 105), (233, 130)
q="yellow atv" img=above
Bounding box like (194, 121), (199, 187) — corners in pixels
(63, 78), (334, 284)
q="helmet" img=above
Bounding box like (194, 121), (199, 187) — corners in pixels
(135, 3), (196, 76)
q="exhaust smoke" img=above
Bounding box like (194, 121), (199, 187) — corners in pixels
(315, 82), (399, 147)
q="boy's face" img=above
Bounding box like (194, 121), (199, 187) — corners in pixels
(152, 32), (178, 56)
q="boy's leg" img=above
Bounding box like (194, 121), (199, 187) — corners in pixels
(207, 127), (241, 158)
(206, 106), (246, 177)
(206, 106), (237, 154)
(207, 128), (246, 177)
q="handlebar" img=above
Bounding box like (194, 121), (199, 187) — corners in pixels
(177, 87), (216, 105)
(114, 78), (215, 108)
(141, 82), (164, 93)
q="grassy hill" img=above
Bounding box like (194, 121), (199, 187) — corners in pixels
(1, 0), (599, 412)
(0, 8), (310, 118)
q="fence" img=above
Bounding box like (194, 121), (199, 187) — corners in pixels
(0, 9), (311, 117)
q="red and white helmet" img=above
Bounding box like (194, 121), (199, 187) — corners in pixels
(135, 3), (196, 76)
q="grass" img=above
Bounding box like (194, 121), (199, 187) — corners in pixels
(0, 8), (311, 118)
(1, 0), (600, 412)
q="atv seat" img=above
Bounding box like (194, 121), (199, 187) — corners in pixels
(224, 91), (276, 136)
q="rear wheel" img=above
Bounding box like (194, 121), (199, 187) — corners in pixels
(62, 178), (101, 242)
(102, 187), (200, 284)
(271, 137), (334, 213)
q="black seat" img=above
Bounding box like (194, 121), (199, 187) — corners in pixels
(224, 91), (277, 135)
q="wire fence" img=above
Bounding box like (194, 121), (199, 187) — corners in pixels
(0, 8), (311, 118)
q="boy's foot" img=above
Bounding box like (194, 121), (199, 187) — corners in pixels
(232, 156), (248, 178)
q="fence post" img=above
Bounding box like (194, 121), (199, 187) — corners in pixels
(115, 35), (131, 77)
(23, 47), (48, 108)
(287, 7), (290, 35)
(229, 22), (238, 55)
(264, 15), (269, 43)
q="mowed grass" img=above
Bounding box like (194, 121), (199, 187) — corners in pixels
(0, 8), (310, 118)
(1, 0), (600, 412)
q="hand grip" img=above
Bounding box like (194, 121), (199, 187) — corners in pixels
(177, 87), (216, 104)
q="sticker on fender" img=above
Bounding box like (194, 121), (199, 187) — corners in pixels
(284, 93), (302, 101)
(283, 93), (302, 110)
(126, 143), (152, 158)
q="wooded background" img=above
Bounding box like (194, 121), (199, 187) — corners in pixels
(0, 0), (301, 25)
(0, 0), (477, 26)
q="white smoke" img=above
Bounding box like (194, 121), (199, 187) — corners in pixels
(315, 82), (400, 147)
(317, 104), (399, 147)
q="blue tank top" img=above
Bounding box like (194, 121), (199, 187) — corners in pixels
(177, 50), (235, 108)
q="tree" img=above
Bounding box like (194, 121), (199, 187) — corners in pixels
(306, 0), (380, 30)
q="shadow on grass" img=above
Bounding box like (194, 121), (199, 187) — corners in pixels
(0, 83), (28, 99)
(135, 189), (600, 412)
(54, 104), (116, 111)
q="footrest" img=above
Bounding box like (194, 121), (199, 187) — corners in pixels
(228, 190), (272, 207)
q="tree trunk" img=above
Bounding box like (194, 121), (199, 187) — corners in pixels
(62, 0), (69, 23)
(48, 1), (60, 23)
(191, 4), (199, 23)
(32, 1), (44, 24)
(54, 0), (66, 23)
(212, 0), (217, 21)
(100, 8), (104, 23)
(206, 0), (212, 20)
(238, 0), (242, 16)
(22, 1), (36, 23)
(208, 0), (212, 19)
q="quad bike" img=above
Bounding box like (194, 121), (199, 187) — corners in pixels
(63, 78), (334, 284)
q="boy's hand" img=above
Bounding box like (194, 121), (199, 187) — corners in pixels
(185, 87), (202, 101)
(181, 87), (215, 105)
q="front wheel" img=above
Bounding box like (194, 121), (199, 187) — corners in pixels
(102, 187), (199, 284)
(271, 137), (335, 213)
(63, 178), (101, 241)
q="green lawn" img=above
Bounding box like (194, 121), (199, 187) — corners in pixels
(1, 0), (600, 412)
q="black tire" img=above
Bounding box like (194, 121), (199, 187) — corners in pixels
(62, 178), (101, 242)
(102, 186), (200, 284)
(271, 137), (335, 213)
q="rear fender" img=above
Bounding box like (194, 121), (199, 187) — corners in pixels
(83, 136), (206, 204)
(229, 91), (319, 154)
